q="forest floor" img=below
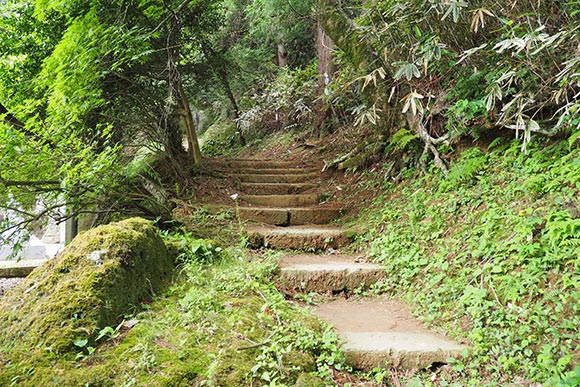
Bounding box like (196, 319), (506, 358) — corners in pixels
(1, 124), (579, 386)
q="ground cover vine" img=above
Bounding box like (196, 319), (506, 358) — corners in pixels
(356, 138), (580, 386)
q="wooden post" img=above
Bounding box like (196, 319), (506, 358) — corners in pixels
(65, 215), (78, 244)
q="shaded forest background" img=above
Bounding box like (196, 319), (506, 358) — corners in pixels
(1, 0), (579, 239)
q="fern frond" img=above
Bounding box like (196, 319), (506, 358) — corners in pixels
(488, 136), (507, 150)
(390, 128), (418, 150)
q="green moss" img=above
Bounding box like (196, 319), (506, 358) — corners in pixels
(295, 373), (326, 387)
(0, 232), (343, 386)
(200, 120), (240, 156)
(0, 218), (173, 356)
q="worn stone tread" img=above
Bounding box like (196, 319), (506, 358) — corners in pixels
(241, 194), (319, 207)
(0, 259), (48, 278)
(278, 254), (384, 293)
(239, 182), (316, 195)
(239, 206), (343, 226)
(239, 207), (290, 225)
(289, 207), (344, 225)
(224, 159), (303, 169)
(315, 298), (467, 370)
(233, 173), (319, 184)
(245, 225), (354, 250)
(230, 167), (320, 175)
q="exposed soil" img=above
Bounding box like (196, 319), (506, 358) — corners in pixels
(316, 298), (431, 334)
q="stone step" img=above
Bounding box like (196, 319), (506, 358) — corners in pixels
(241, 194), (319, 207)
(277, 254), (384, 293)
(231, 167), (320, 175)
(239, 207), (343, 226)
(245, 225), (355, 250)
(239, 183), (316, 195)
(224, 159), (302, 169)
(234, 173), (319, 184)
(0, 259), (47, 278)
(315, 298), (467, 371)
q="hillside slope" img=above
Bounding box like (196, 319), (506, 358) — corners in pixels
(353, 138), (580, 385)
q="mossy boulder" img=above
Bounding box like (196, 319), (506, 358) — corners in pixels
(200, 120), (239, 156)
(295, 373), (326, 387)
(0, 218), (173, 356)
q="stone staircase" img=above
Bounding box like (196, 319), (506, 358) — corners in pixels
(227, 158), (467, 371)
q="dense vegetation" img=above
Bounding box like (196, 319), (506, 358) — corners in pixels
(354, 138), (580, 385)
(1, 0), (579, 386)
(0, 234), (345, 386)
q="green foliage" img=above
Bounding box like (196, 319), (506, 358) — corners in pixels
(389, 128), (419, 151)
(0, 0), (230, 239)
(163, 229), (229, 264)
(238, 64), (319, 134)
(0, 236), (344, 386)
(236, 0), (315, 68)
(356, 139), (580, 384)
(344, 0), (580, 158)
(200, 120), (241, 156)
(440, 148), (489, 190)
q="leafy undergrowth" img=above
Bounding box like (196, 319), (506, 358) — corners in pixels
(0, 234), (346, 387)
(355, 138), (580, 386)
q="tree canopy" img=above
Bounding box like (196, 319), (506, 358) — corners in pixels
(1, 0), (579, 240)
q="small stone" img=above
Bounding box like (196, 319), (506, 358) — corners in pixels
(86, 249), (108, 266)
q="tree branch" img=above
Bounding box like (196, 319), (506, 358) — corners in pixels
(0, 174), (60, 188)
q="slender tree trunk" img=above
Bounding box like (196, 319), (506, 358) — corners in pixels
(178, 82), (203, 165)
(316, 21), (335, 135)
(201, 43), (246, 146)
(277, 34), (288, 67)
(316, 0), (385, 76)
(165, 12), (192, 167)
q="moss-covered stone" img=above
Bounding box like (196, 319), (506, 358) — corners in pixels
(0, 218), (173, 356)
(282, 350), (316, 377)
(295, 373), (326, 387)
(201, 120), (239, 156)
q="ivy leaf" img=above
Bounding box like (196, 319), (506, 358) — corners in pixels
(73, 338), (88, 348)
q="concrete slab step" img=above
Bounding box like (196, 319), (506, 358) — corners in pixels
(245, 225), (355, 250)
(241, 194), (319, 207)
(234, 173), (319, 184)
(315, 298), (467, 371)
(239, 207), (343, 226)
(278, 254), (384, 293)
(0, 259), (47, 278)
(240, 207), (289, 225)
(239, 183), (316, 195)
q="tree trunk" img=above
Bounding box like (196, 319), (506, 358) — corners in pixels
(201, 43), (246, 147)
(316, 0), (384, 76)
(277, 34), (288, 67)
(178, 82), (203, 166)
(316, 21), (335, 134)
